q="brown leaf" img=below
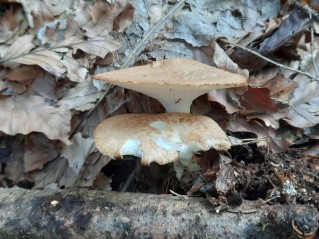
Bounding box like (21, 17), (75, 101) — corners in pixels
(0, 7), (19, 43)
(28, 157), (68, 189)
(231, 7), (311, 69)
(239, 86), (277, 113)
(80, 153), (111, 188)
(18, 0), (74, 28)
(113, 4), (134, 32)
(207, 89), (242, 114)
(6, 65), (44, 83)
(72, 36), (121, 58)
(264, 74), (298, 101)
(24, 134), (61, 172)
(73, 0), (131, 38)
(228, 115), (292, 152)
(0, 95), (71, 144)
(284, 74), (319, 128)
(59, 133), (95, 187)
(1, 35), (34, 60)
(4, 50), (88, 82)
(30, 72), (57, 101)
(58, 80), (104, 111)
(250, 73), (298, 102)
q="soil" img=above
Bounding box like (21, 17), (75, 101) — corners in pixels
(101, 145), (319, 211)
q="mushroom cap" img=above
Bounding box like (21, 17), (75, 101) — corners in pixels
(94, 113), (231, 165)
(93, 58), (247, 113)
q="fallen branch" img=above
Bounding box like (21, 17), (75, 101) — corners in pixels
(0, 187), (318, 239)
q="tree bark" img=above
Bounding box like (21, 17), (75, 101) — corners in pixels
(0, 187), (318, 239)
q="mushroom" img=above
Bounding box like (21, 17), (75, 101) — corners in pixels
(93, 58), (247, 113)
(94, 112), (231, 179)
(93, 58), (248, 182)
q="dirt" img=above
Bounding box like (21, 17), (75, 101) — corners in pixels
(101, 145), (319, 211)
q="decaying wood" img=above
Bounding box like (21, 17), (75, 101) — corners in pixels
(0, 187), (318, 239)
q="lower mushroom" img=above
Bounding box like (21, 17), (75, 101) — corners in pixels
(94, 113), (231, 182)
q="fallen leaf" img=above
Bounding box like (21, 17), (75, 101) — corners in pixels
(59, 133), (95, 187)
(5, 65), (44, 83)
(29, 157), (68, 189)
(1, 34), (34, 61)
(264, 74), (298, 101)
(58, 80), (104, 111)
(228, 115), (291, 152)
(17, 0), (75, 28)
(113, 4), (134, 32)
(23, 133), (61, 172)
(239, 86), (277, 113)
(231, 7), (311, 69)
(72, 36), (121, 58)
(4, 50), (88, 82)
(207, 89), (241, 114)
(211, 41), (249, 77)
(73, 0), (131, 38)
(0, 7), (20, 43)
(92, 173), (112, 191)
(0, 95), (71, 144)
(79, 152), (111, 188)
(30, 72), (57, 101)
(283, 74), (319, 128)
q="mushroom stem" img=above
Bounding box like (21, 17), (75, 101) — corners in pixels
(119, 84), (195, 113)
(174, 153), (200, 181)
(112, 83), (206, 113)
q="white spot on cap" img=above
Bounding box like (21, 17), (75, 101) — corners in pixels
(150, 120), (167, 130)
(120, 139), (143, 158)
(151, 135), (192, 161)
(152, 135), (179, 150)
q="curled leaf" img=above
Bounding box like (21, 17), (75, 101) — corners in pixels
(0, 95), (71, 144)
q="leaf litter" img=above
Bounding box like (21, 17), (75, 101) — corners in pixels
(0, 0), (318, 211)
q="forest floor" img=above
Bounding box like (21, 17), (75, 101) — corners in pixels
(0, 0), (318, 216)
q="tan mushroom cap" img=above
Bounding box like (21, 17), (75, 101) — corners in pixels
(94, 113), (231, 165)
(93, 58), (247, 113)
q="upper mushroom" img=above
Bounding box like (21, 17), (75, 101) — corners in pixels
(93, 58), (247, 113)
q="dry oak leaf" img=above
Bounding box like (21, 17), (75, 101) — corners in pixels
(23, 133), (61, 172)
(239, 86), (277, 113)
(3, 50), (87, 83)
(71, 35), (121, 58)
(0, 95), (71, 144)
(60, 132), (95, 187)
(1, 34), (34, 60)
(73, 0), (131, 38)
(284, 76), (319, 128)
(17, 0), (75, 28)
(58, 80), (104, 111)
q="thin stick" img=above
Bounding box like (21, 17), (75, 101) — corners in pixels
(228, 136), (269, 146)
(222, 39), (318, 81)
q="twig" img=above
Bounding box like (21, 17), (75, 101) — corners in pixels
(273, 99), (315, 125)
(228, 136), (269, 146)
(226, 208), (258, 214)
(88, 0), (185, 116)
(169, 190), (189, 199)
(222, 39), (318, 81)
